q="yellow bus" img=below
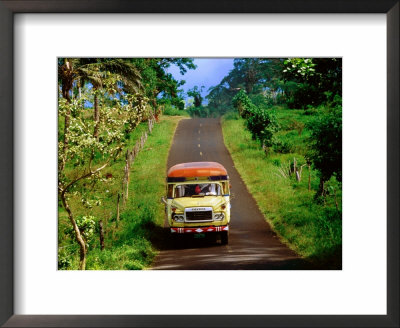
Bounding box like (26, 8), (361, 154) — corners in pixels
(162, 161), (231, 244)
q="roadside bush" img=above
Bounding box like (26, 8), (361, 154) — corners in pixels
(307, 105), (342, 193)
(232, 90), (280, 151)
(65, 215), (96, 248)
(232, 90), (254, 118)
(273, 139), (294, 154)
(323, 92), (342, 109)
(245, 106), (279, 147)
(249, 93), (270, 109)
(303, 107), (319, 116)
(163, 105), (188, 116)
(58, 249), (74, 269)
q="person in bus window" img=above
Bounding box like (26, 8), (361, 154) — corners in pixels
(195, 185), (201, 195)
(206, 184), (217, 196)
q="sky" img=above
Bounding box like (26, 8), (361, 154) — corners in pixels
(166, 58), (234, 105)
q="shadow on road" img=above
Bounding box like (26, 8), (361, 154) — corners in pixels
(150, 226), (338, 270)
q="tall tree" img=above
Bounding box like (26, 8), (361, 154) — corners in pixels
(129, 58), (196, 111)
(58, 58), (142, 169)
(206, 84), (235, 114)
(58, 81), (148, 270)
(187, 86), (204, 107)
(206, 59), (285, 116)
(307, 106), (342, 195)
(77, 59), (142, 140)
(221, 59), (281, 94)
(282, 58), (342, 108)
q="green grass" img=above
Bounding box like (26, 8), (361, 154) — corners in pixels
(273, 107), (313, 154)
(58, 115), (187, 270)
(221, 110), (342, 267)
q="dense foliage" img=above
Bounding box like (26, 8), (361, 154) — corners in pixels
(307, 106), (342, 191)
(208, 57), (342, 197)
(282, 58), (342, 108)
(245, 106), (279, 148)
(232, 90), (254, 118)
(187, 86), (204, 108)
(128, 58), (195, 111)
(232, 90), (278, 148)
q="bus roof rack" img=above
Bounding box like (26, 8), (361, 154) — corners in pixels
(167, 162), (228, 179)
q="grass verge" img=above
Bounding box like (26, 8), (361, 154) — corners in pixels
(221, 111), (342, 268)
(58, 115), (187, 270)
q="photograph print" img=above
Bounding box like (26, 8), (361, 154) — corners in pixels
(58, 58), (342, 270)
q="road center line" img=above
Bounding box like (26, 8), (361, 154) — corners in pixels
(198, 144), (201, 147)
(198, 130), (200, 134)
(200, 152), (202, 156)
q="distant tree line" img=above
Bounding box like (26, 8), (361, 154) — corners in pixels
(205, 58), (341, 113)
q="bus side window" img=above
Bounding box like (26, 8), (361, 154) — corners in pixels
(175, 185), (186, 197)
(222, 182), (228, 194)
(167, 184), (174, 198)
(215, 184), (221, 195)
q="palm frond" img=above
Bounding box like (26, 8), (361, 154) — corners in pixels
(78, 59), (143, 93)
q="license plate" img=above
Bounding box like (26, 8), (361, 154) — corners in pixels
(194, 233), (206, 239)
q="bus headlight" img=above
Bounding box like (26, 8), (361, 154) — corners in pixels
(173, 214), (184, 222)
(214, 213), (225, 221)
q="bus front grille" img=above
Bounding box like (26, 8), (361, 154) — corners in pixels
(185, 211), (213, 221)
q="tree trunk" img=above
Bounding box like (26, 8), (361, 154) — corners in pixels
(246, 81), (254, 94)
(334, 189), (339, 212)
(61, 191), (87, 270)
(99, 220), (105, 251)
(308, 164), (311, 191)
(318, 178), (325, 196)
(60, 89), (71, 172)
(93, 92), (100, 141)
(60, 59), (74, 172)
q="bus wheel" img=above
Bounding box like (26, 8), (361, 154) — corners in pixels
(220, 230), (229, 245)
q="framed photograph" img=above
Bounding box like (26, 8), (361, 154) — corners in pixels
(1, 1), (398, 327)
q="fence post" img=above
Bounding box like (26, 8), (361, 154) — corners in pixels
(293, 157), (297, 177)
(116, 193), (120, 228)
(99, 220), (105, 251)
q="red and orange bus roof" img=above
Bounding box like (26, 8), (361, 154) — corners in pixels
(168, 162), (227, 178)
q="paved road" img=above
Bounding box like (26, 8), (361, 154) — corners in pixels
(151, 118), (311, 270)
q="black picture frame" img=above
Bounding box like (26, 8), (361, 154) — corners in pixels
(0, 1), (398, 327)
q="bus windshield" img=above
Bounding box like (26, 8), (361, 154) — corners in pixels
(174, 183), (222, 198)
